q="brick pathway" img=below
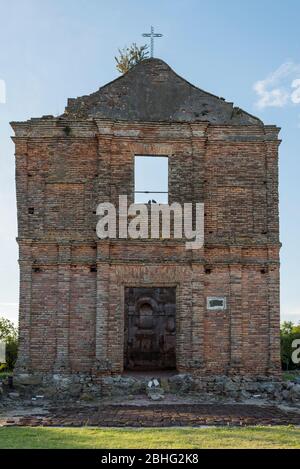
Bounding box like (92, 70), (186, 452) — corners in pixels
(2, 404), (300, 427)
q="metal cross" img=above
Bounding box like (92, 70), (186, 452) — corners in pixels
(142, 26), (163, 58)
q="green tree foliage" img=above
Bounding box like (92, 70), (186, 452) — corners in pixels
(280, 321), (300, 370)
(0, 317), (18, 371)
(115, 43), (149, 74)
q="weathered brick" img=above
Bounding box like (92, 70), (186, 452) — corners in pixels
(11, 59), (281, 380)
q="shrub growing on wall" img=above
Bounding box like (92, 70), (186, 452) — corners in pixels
(115, 43), (149, 74)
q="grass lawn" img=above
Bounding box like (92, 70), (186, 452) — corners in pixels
(0, 426), (299, 449)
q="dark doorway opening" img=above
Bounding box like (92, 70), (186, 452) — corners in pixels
(124, 287), (176, 371)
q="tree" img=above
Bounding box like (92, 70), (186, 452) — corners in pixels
(0, 317), (18, 370)
(0, 318), (17, 343)
(115, 43), (149, 74)
(281, 321), (294, 335)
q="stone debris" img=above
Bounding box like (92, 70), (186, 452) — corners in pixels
(8, 392), (20, 399)
(2, 372), (300, 405)
(147, 390), (164, 401)
(147, 378), (165, 401)
(289, 384), (300, 402)
(147, 378), (160, 388)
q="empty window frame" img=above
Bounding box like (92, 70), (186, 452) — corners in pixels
(207, 297), (227, 311)
(134, 156), (168, 204)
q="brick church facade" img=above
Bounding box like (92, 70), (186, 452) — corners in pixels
(11, 59), (281, 384)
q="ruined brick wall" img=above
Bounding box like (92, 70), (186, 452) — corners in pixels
(11, 118), (281, 377)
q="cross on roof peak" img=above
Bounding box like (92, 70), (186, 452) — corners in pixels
(142, 26), (163, 58)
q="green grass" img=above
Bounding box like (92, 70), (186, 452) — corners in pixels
(0, 426), (299, 449)
(283, 371), (300, 381)
(0, 371), (12, 379)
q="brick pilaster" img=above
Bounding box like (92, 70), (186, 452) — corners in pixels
(191, 264), (205, 368)
(267, 264), (281, 374)
(94, 242), (111, 372)
(15, 257), (32, 373)
(229, 263), (243, 371)
(54, 244), (71, 372)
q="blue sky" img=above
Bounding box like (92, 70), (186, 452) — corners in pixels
(0, 0), (299, 324)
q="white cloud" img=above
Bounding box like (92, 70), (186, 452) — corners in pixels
(291, 78), (300, 104)
(0, 79), (6, 104)
(254, 83), (288, 109)
(254, 61), (300, 109)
